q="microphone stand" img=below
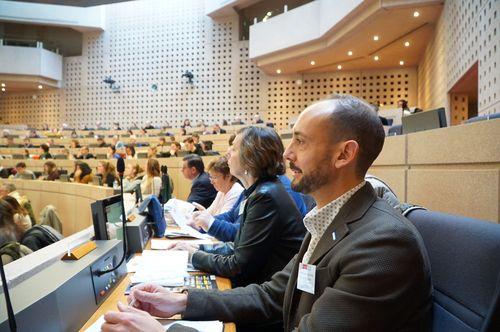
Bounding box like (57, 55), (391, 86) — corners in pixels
(0, 257), (17, 331)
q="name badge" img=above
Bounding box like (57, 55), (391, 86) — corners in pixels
(238, 199), (247, 216)
(297, 263), (316, 294)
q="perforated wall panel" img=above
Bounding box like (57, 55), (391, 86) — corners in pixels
(0, 0), (418, 130)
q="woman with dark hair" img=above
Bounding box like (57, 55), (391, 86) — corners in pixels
(97, 161), (118, 187)
(126, 145), (136, 159)
(2, 196), (32, 233)
(140, 158), (161, 196)
(74, 161), (94, 184)
(170, 126), (305, 287)
(42, 161), (60, 180)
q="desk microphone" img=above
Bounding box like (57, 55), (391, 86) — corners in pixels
(0, 256), (17, 331)
(96, 157), (128, 276)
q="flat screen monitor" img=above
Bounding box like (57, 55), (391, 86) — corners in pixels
(91, 194), (123, 240)
(402, 108), (447, 134)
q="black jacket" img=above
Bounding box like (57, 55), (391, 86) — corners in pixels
(187, 172), (217, 208)
(192, 177), (306, 287)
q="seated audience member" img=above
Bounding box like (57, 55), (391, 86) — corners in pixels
(0, 201), (32, 264)
(232, 116), (245, 125)
(126, 145), (137, 159)
(39, 143), (52, 159)
(0, 183), (37, 225)
(70, 130), (78, 138)
(183, 137), (204, 156)
(182, 154), (216, 208)
(41, 161), (60, 181)
(23, 149), (30, 159)
(75, 146), (95, 159)
(123, 164), (144, 193)
(107, 145), (117, 159)
(144, 122), (155, 130)
(13, 162), (35, 179)
(372, 103), (390, 126)
(140, 158), (161, 196)
(97, 161), (118, 187)
(170, 127), (305, 287)
(212, 123), (226, 134)
(181, 119), (192, 129)
(115, 142), (127, 158)
(106, 95), (432, 332)
(96, 137), (108, 147)
(2, 196), (32, 233)
(202, 157), (243, 216)
(180, 127), (187, 136)
(201, 141), (219, 156)
(147, 145), (158, 159)
(138, 128), (148, 137)
(70, 139), (81, 149)
(165, 141), (182, 157)
(112, 122), (121, 130)
(28, 129), (40, 138)
(61, 148), (73, 160)
(23, 137), (34, 148)
(74, 161), (94, 184)
(251, 114), (264, 124)
(157, 137), (168, 148)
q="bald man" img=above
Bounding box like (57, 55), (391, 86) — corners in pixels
(102, 95), (432, 332)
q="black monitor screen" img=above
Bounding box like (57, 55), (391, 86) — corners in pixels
(91, 194), (122, 240)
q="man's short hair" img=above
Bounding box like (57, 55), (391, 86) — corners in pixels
(183, 154), (204, 174)
(183, 137), (194, 144)
(323, 94), (385, 177)
(1, 183), (16, 193)
(15, 162), (26, 168)
(41, 143), (50, 152)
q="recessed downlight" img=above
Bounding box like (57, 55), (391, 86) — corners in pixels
(310, 60), (316, 65)
(276, 69), (282, 74)
(413, 11), (420, 17)
(347, 51), (353, 56)
(399, 60), (405, 66)
(374, 55), (380, 61)
(404, 41), (410, 47)
(38, 85), (43, 89)
(337, 65), (342, 70)
(373, 35), (379, 41)
(1, 83), (5, 87)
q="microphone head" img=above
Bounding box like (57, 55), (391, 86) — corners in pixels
(117, 157), (125, 175)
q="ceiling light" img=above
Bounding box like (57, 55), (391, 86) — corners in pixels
(337, 65), (342, 70)
(374, 55), (379, 61)
(38, 85), (43, 89)
(310, 60), (316, 65)
(347, 51), (353, 56)
(399, 60), (405, 65)
(1, 83), (5, 87)
(1, 88), (5, 92)
(404, 41), (410, 47)
(373, 35), (379, 41)
(413, 11), (420, 17)
(276, 69), (282, 74)
(266, 11), (272, 16)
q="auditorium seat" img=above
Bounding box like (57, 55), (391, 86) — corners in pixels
(387, 124), (402, 136)
(405, 208), (500, 332)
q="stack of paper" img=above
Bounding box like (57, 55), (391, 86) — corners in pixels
(130, 250), (188, 286)
(151, 239), (213, 250)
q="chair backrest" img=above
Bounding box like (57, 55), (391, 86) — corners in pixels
(406, 209), (500, 332)
(388, 124), (402, 136)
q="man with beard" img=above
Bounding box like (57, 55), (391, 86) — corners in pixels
(101, 94), (432, 332)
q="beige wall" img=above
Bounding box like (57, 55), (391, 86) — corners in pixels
(418, 0), (500, 117)
(370, 119), (500, 222)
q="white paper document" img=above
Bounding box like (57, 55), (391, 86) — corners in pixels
(165, 198), (195, 215)
(130, 250), (188, 286)
(168, 208), (212, 240)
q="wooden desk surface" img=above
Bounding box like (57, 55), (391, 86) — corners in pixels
(79, 239), (236, 331)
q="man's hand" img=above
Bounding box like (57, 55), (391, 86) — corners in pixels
(101, 302), (164, 332)
(127, 283), (188, 318)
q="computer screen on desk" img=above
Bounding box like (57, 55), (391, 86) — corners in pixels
(91, 194), (123, 240)
(402, 108), (447, 134)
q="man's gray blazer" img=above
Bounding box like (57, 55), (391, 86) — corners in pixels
(184, 183), (433, 331)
